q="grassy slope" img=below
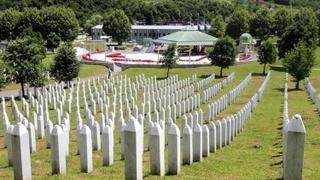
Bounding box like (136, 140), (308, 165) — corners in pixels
(0, 63), (319, 179)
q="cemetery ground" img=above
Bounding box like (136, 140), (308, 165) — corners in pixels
(0, 61), (319, 179)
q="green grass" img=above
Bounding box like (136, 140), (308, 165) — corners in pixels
(0, 62), (319, 179)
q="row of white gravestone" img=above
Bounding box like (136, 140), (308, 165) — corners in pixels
(228, 73), (252, 104)
(148, 76), (188, 95)
(3, 72), (268, 179)
(141, 80), (262, 178)
(202, 73), (235, 103)
(257, 72), (271, 102)
(118, 75), (195, 121)
(145, 86), (197, 116)
(196, 74), (215, 91)
(304, 78), (320, 113)
(304, 77), (317, 104)
(143, 77), (192, 106)
(282, 73), (306, 180)
(283, 115), (305, 180)
(207, 73), (252, 121)
(144, 79), (192, 104)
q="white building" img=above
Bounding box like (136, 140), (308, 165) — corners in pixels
(92, 24), (210, 44)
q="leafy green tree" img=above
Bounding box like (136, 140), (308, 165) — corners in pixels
(40, 6), (80, 43)
(46, 32), (61, 50)
(29, 65), (46, 94)
(226, 9), (250, 39)
(103, 9), (131, 45)
(283, 42), (315, 90)
(208, 15), (225, 38)
(3, 35), (46, 97)
(278, 8), (318, 58)
(315, 10), (320, 45)
(0, 8), (20, 40)
(209, 37), (236, 77)
(249, 7), (274, 41)
(14, 8), (42, 37)
(50, 43), (80, 84)
(273, 7), (293, 37)
(258, 38), (277, 75)
(84, 14), (103, 35)
(160, 44), (178, 78)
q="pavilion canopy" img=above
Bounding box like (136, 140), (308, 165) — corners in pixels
(153, 29), (218, 46)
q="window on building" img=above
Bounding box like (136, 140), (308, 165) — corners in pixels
(134, 33), (137, 36)
(144, 33), (147, 36)
(93, 32), (95, 36)
(139, 33), (142, 36)
(149, 33), (151, 37)
(97, 32), (100, 36)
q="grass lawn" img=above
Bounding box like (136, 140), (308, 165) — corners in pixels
(0, 62), (319, 179)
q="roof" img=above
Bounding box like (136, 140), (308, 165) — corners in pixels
(92, 25), (103, 29)
(92, 24), (211, 31)
(153, 29), (218, 46)
(132, 25), (210, 31)
(240, 33), (253, 44)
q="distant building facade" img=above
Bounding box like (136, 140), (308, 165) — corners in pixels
(91, 25), (112, 42)
(92, 24), (210, 44)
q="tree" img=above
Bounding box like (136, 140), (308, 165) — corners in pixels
(209, 37), (236, 77)
(29, 65), (46, 95)
(278, 8), (318, 58)
(249, 7), (274, 41)
(0, 8), (20, 40)
(208, 15), (225, 38)
(283, 42), (315, 90)
(103, 9), (131, 45)
(50, 43), (80, 84)
(14, 8), (42, 38)
(3, 35), (46, 97)
(83, 14), (103, 35)
(273, 8), (293, 37)
(160, 44), (178, 78)
(258, 38), (277, 75)
(315, 10), (320, 45)
(226, 9), (250, 40)
(40, 6), (80, 43)
(46, 32), (61, 50)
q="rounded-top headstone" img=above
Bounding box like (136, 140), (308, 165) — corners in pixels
(150, 123), (162, 135)
(13, 123), (28, 136)
(169, 123), (180, 135)
(287, 114), (306, 133)
(52, 125), (63, 136)
(125, 116), (142, 132)
(80, 125), (91, 135)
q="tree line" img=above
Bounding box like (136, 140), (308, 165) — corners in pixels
(0, 0), (234, 26)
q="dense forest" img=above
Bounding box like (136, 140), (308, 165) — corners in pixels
(0, 0), (235, 26)
(0, 0), (319, 26)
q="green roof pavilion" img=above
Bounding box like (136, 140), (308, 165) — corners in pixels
(153, 29), (218, 46)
